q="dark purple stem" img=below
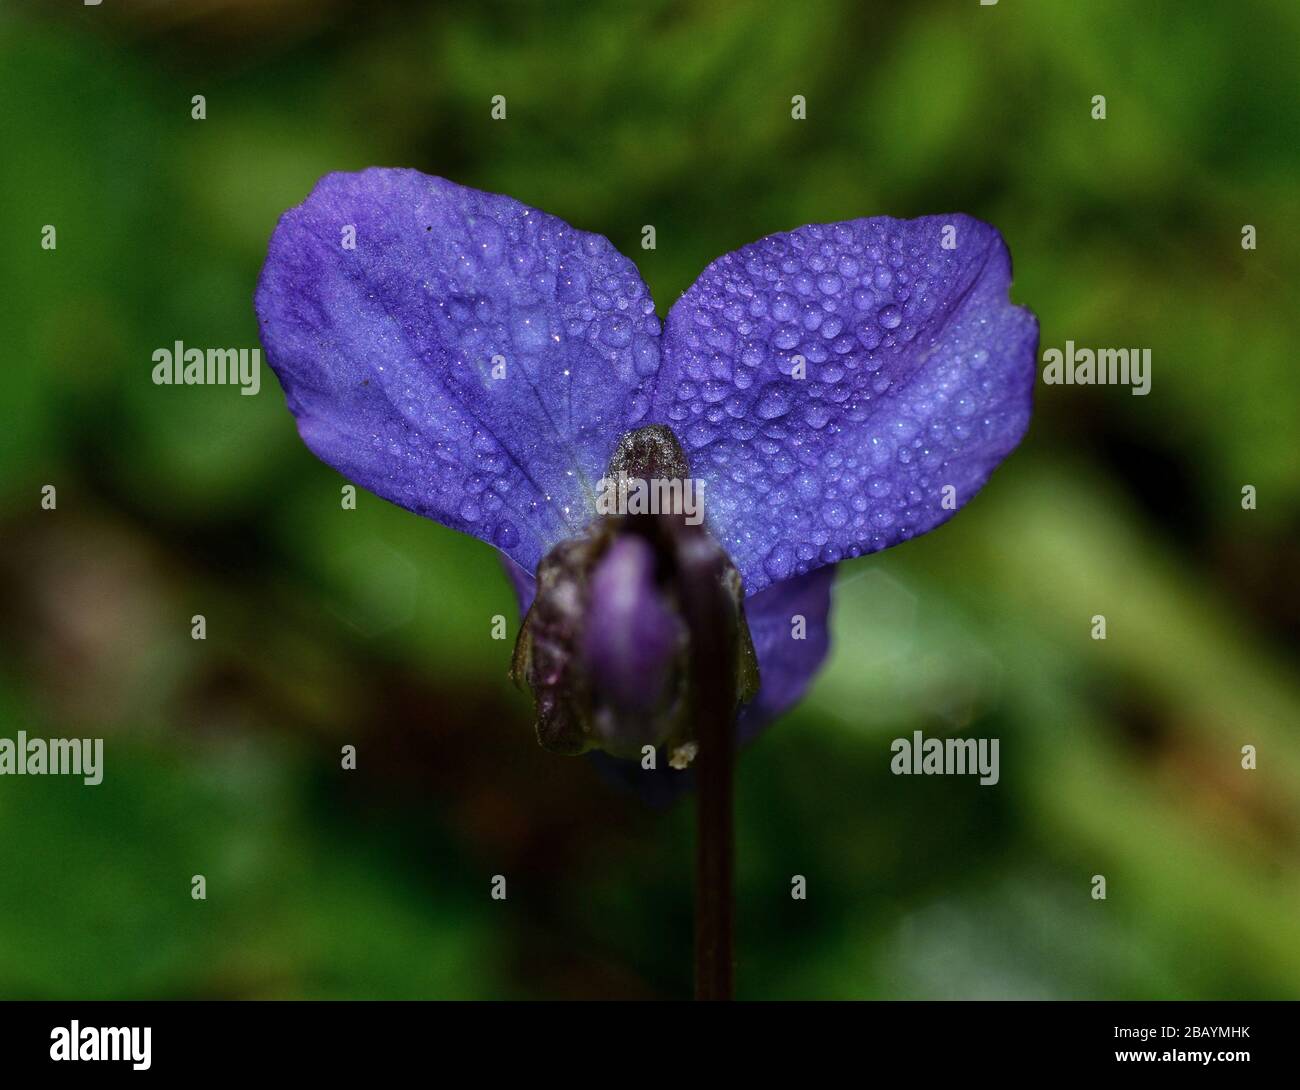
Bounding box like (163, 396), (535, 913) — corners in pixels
(694, 699), (735, 999)
(675, 526), (739, 1000)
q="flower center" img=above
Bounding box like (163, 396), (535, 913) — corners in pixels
(510, 426), (758, 759)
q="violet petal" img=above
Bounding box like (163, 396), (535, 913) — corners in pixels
(255, 168), (660, 575)
(654, 214), (1037, 595)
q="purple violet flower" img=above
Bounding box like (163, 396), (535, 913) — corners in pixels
(255, 168), (1037, 778)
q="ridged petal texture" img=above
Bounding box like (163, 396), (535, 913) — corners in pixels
(258, 172), (1036, 597)
(654, 215), (1038, 595)
(255, 168), (661, 577)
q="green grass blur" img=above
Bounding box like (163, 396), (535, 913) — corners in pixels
(1, 0), (1297, 999)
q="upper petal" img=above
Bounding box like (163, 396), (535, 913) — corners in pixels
(654, 214), (1037, 595)
(255, 168), (661, 575)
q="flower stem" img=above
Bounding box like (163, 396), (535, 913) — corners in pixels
(669, 521), (743, 1000)
(694, 704), (735, 999)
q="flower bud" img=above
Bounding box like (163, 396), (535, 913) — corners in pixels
(581, 535), (685, 754)
(510, 425), (759, 761)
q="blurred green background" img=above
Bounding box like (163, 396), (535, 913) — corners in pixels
(1, 0), (1298, 999)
